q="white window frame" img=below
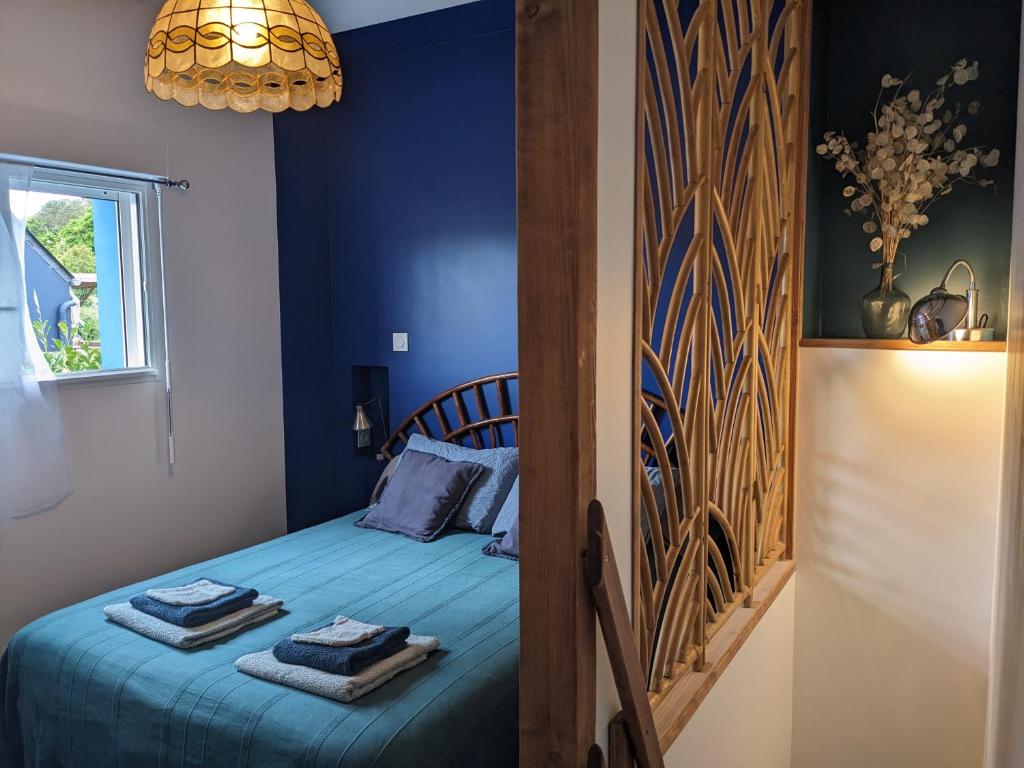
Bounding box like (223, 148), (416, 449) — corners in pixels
(27, 167), (165, 388)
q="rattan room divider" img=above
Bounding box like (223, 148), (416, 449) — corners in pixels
(633, 0), (810, 711)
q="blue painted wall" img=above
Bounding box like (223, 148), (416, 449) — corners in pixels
(275, 0), (516, 531)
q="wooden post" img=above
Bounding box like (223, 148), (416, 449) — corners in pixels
(517, 1), (599, 765)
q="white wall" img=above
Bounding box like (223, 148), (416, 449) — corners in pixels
(792, 348), (1006, 768)
(594, 0), (639, 748)
(316, 0), (478, 32)
(0, 0), (286, 646)
(985, 14), (1024, 764)
(666, 578), (797, 768)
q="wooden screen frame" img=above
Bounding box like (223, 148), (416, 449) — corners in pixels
(629, 0), (812, 750)
(516, 1), (600, 766)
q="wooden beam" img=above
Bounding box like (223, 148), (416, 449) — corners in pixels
(517, 1), (599, 765)
(587, 501), (665, 768)
(608, 715), (635, 768)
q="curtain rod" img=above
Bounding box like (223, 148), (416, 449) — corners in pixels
(0, 153), (190, 191)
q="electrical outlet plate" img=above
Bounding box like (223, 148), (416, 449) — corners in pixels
(392, 332), (409, 352)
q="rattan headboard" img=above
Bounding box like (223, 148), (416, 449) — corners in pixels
(379, 372), (519, 460)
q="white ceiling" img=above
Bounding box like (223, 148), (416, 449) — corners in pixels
(315, 0), (480, 32)
(137, 1), (479, 33)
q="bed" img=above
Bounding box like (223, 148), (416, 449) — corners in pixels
(0, 375), (520, 768)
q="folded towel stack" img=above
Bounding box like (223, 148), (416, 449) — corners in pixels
(104, 577), (281, 649)
(274, 624), (411, 676)
(236, 615), (438, 703)
(130, 579), (260, 627)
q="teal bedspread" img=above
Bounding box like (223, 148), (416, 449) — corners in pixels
(0, 514), (519, 767)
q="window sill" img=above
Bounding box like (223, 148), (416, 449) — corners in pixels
(55, 367), (160, 389)
(648, 558), (796, 752)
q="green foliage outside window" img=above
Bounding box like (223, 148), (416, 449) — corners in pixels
(32, 312), (102, 374)
(27, 199), (96, 273)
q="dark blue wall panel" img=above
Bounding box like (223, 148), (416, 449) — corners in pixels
(275, 104), (338, 531)
(275, 0), (516, 531)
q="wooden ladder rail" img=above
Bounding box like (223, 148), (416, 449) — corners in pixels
(586, 500), (665, 768)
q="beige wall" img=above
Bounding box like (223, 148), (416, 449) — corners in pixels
(792, 348), (1006, 768)
(666, 578), (797, 768)
(985, 13), (1024, 763)
(0, 0), (286, 645)
(594, 0), (639, 748)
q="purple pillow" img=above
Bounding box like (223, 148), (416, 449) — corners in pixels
(357, 450), (483, 542)
(483, 517), (519, 561)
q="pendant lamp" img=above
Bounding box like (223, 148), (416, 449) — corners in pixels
(145, 0), (342, 114)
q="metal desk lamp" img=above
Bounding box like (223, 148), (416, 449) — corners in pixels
(908, 259), (991, 344)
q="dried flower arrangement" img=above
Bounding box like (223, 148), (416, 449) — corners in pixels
(816, 59), (1000, 293)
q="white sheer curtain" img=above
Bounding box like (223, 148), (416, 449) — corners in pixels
(0, 162), (73, 525)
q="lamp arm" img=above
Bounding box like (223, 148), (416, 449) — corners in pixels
(940, 259), (980, 330)
(941, 259), (977, 290)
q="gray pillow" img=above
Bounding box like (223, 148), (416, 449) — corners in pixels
(356, 449), (483, 542)
(491, 475), (519, 536)
(483, 517), (519, 561)
(405, 434), (518, 533)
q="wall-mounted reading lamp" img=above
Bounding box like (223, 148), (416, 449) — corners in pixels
(909, 259), (992, 344)
(352, 395), (386, 449)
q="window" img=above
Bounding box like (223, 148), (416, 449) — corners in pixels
(20, 168), (159, 380)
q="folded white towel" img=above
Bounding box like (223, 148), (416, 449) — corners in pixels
(235, 634), (440, 703)
(291, 616), (384, 647)
(104, 595), (282, 649)
(145, 579), (235, 606)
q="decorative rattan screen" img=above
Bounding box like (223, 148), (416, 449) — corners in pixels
(633, 0), (808, 694)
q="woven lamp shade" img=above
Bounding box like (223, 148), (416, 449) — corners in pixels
(145, 0), (342, 113)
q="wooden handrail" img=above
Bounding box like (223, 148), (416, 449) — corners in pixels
(586, 500), (665, 768)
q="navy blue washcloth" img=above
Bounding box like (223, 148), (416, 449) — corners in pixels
(129, 579), (258, 628)
(272, 626), (411, 676)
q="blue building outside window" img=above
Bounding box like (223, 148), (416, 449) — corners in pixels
(92, 199), (125, 369)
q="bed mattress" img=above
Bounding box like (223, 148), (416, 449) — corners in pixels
(0, 513), (519, 767)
